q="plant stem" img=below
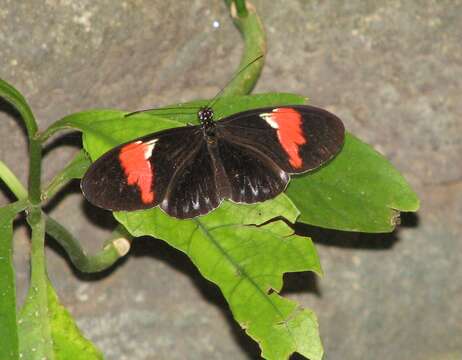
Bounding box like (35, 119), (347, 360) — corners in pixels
(28, 139), (42, 205)
(233, 0), (248, 17)
(221, 0), (266, 97)
(45, 215), (132, 273)
(0, 161), (28, 200)
(20, 208), (54, 357)
(0, 78), (38, 138)
(28, 209), (46, 293)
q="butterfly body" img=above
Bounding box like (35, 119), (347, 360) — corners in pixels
(81, 105), (345, 219)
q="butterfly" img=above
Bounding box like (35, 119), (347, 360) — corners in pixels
(81, 104), (345, 219)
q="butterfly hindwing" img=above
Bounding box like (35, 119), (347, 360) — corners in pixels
(215, 138), (289, 204)
(159, 140), (223, 218)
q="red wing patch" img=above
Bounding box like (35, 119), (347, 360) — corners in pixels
(119, 140), (157, 204)
(260, 108), (307, 168)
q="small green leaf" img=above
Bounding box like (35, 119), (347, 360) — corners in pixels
(47, 280), (103, 360)
(18, 212), (102, 359)
(287, 133), (420, 232)
(0, 161), (28, 200)
(18, 278), (103, 360)
(42, 151), (92, 200)
(55, 150), (91, 181)
(0, 201), (28, 360)
(39, 109), (127, 146)
(115, 196), (323, 360)
(0, 78), (37, 138)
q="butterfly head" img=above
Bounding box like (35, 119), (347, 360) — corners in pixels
(198, 106), (216, 136)
(198, 106), (214, 123)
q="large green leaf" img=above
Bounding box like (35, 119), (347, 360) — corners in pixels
(287, 133), (419, 232)
(60, 94), (323, 359)
(43, 92), (419, 357)
(115, 197), (323, 360)
(0, 201), (28, 360)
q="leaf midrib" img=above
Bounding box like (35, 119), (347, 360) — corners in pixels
(192, 218), (295, 338)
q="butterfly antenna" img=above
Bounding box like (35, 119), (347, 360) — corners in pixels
(125, 106), (201, 117)
(206, 54), (264, 110)
(126, 55), (264, 118)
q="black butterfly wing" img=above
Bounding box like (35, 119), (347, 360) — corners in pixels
(216, 105), (345, 174)
(159, 140), (223, 218)
(214, 137), (290, 204)
(81, 125), (205, 213)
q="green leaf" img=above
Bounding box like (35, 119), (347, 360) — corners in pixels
(49, 91), (418, 356)
(42, 151), (92, 200)
(287, 133), (420, 232)
(0, 161), (28, 200)
(18, 278), (103, 360)
(0, 78), (37, 138)
(0, 201), (28, 360)
(64, 94), (322, 359)
(18, 211), (102, 359)
(47, 280), (103, 360)
(39, 109), (128, 147)
(115, 196), (323, 360)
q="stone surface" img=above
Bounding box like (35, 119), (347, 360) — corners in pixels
(1, 1), (461, 359)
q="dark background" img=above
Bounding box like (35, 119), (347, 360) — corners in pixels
(1, 1), (461, 359)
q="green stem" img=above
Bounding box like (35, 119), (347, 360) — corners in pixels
(45, 216), (131, 273)
(222, 0), (266, 97)
(28, 209), (46, 296)
(0, 161), (28, 200)
(233, 0), (248, 17)
(28, 139), (42, 205)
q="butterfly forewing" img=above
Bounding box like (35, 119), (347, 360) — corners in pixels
(217, 105), (345, 174)
(81, 126), (203, 211)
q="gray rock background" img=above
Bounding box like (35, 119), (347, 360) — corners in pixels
(1, 0), (461, 359)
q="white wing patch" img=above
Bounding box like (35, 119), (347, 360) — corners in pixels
(192, 192), (200, 210)
(143, 139), (158, 159)
(260, 112), (279, 129)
